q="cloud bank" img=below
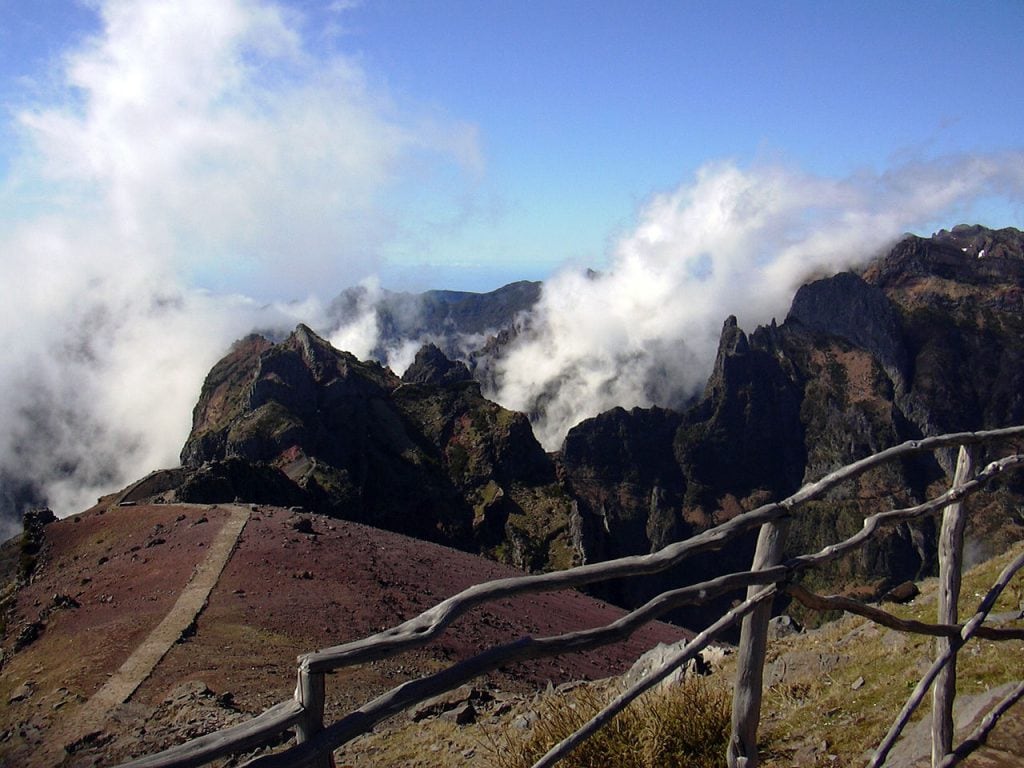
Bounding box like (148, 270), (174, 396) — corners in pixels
(491, 156), (1024, 449)
(0, 0), (478, 537)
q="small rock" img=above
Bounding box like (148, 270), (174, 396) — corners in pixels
(291, 517), (315, 535)
(8, 681), (34, 703)
(768, 614), (802, 640)
(512, 712), (537, 730)
(165, 681), (213, 703)
(14, 621), (44, 651)
(441, 702), (476, 725)
(491, 701), (514, 719)
(882, 581), (919, 604)
(52, 593), (81, 610)
(65, 730), (113, 754)
(792, 739), (826, 765)
(851, 676), (865, 690)
(411, 685), (491, 721)
(146, 537), (166, 548)
(18, 723), (44, 746)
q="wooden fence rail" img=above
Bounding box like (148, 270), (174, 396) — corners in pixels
(116, 426), (1024, 768)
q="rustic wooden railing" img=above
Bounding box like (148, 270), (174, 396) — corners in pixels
(116, 426), (1024, 768)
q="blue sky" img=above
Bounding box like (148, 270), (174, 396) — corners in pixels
(1, 0), (1023, 294)
(319, 0), (1024, 285)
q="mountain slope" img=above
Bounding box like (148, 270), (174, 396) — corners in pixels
(0, 499), (686, 767)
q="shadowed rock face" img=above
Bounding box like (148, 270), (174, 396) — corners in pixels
(401, 343), (473, 386)
(864, 226), (1024, 439)
(179, 326), (575, 570)
(787, 272), (909, 388)
(562, 405), (686, 560)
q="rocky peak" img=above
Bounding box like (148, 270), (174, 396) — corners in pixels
(701, 316), (750, 404)
(402, 344), (473, 386)
(934, 224), (1024, 261)
(174, 327), (574, 568)
(289, 323), (341, 379)
(181, 325), (400, 468)
(679, 314), (806, 509)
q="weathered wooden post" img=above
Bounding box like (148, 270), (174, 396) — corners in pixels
(728, 519), (789, 768)
(295, 664), (333, 768)
(932, 445), (976, 766)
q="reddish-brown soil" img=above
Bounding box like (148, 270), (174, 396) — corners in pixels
(0, 501), (688, 766)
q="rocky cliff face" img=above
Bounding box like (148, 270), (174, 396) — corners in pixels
(863, 225), (1024, 440)
(562, 406), (686, 559)
(179, 326), (576, 570)
(171, 225), (1024, 621)
(559, 226), (1024, 615)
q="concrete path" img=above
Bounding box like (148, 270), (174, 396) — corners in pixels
(62, 504), (250, 750)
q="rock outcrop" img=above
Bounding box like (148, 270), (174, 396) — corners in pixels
(178, 327), (575, 570)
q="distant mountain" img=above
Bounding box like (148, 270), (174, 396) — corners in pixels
(327, 280), (541, 360)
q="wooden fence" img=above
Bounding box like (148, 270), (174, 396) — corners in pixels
(117, 426), (1024, 768)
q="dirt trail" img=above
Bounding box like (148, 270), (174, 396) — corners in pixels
(58, 504), (250, 754)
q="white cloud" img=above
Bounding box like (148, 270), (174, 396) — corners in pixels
(491, 156), (1024, 450)
(0, 0), (480, 526)
(15, 0), (479, 299)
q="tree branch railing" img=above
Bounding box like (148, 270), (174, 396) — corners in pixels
(114, 426), (1024, 768)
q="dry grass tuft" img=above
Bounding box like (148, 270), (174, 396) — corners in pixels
(490, 676), (731, 768)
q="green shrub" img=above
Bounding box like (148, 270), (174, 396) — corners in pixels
(491, 677), (731, 768)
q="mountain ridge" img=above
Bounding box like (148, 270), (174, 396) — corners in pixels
(114, 224), (1024, 622)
